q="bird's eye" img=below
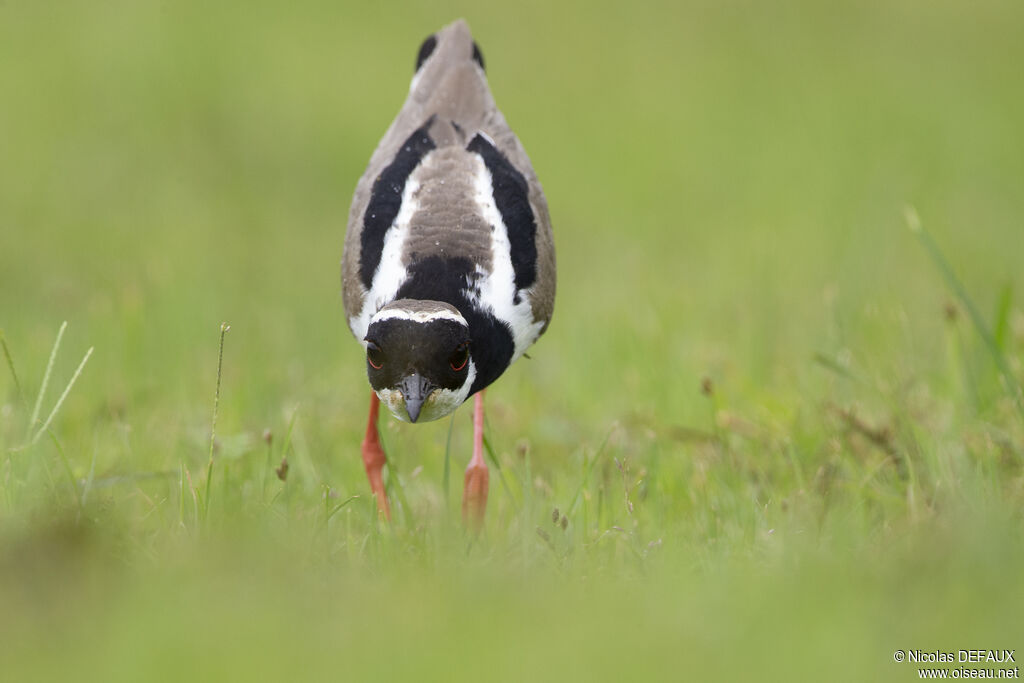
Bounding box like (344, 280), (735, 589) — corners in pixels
(449, 343), (469, 372)
(366, 341), (384, 370)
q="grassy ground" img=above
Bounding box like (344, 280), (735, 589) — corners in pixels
(2, 0), (1023, 680)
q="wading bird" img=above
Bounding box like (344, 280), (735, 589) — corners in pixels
(341, 20), (556, 524)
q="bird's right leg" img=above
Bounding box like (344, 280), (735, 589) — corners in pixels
(361, 392), (391, 520)
(462, 391), (489, 530)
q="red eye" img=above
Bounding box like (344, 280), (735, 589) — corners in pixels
(449, 344), (469, 372)
(366, 341), (384, 370)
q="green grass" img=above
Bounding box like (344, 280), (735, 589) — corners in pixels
(2, 0), (1023, 680)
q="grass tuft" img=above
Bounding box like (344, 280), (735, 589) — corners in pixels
(28, 321), (67, 437)
(30, 345), (94, 446)
(906, 206), (1024, 421)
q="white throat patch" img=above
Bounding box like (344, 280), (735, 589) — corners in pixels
(376, 359), (477, 423)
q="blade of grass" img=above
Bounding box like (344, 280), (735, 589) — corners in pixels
(567, 427), (614, 517)
(29, 321), (67, 435)
(387, 451), (414, 527)
(46, 429), (81, 505)
(30, 345), (93, 445)
(325, 495), (361, 524)
(179, 462), (186, 528)
(813, 351), (866, 386)
(482, 433), (519, 512)
(521, 444), (532, 562)
(443, 413), (455, 511)
(478, 406), (520, 511)
(184, 463), (200, 527)
(993, 283), (1012, 353)
(288, 415), (324, 489)
(1, 330), (27, 410)
(1, 330), (26, 494)
(261, 430), (273, 502)
(204, 322), (230, 521)
(954, 324), (982, 412)
(371, 427), (410, 525)
(81, 444), (98, 508)
(279, 409), (299, 465)
(905, 206), (1024, 420)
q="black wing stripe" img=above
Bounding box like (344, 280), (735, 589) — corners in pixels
(466, 134), (537, 295)
(471, 41), (485, 71)
(415, 35), (437, 72)
(359, 120), (436, 289)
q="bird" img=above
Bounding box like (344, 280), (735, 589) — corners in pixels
(341, 19), (555, 525)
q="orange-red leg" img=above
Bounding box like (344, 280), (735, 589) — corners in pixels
(361, 392), (391, 521)
(462, 391), (489, 528)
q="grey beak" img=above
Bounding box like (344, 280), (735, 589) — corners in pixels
(400, 373), (436, 423)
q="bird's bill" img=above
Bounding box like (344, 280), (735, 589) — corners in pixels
(399, 372), (437, 423)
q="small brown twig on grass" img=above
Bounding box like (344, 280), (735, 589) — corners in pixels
(826, 402), (898, 459)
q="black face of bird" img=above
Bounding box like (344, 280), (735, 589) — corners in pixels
(363, 317), (473, 423)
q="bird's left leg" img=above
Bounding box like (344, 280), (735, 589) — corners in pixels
(361, 392), (391, 521)
(462, 391), (489, 528)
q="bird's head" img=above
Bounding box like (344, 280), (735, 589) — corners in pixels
(364, 299), (474, 423)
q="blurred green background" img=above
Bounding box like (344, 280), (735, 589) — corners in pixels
(1, 0), (1022, 680)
